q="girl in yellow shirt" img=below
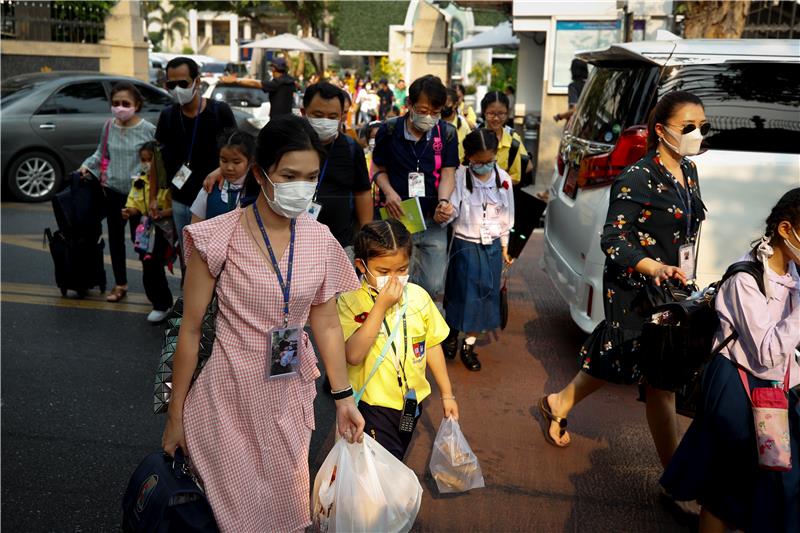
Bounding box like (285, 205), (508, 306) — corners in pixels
(337, 220), (459, 460)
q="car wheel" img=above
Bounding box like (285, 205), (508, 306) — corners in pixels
(7, 151), (63, 202)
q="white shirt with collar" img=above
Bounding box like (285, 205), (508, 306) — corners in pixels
(447, 165), (515, 247)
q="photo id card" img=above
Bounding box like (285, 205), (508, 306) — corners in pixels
(172, 164), (192, 190)
(307, 201), (322, 220)
(267, 326), (301, 379)
(679, 243), (696, 280)
(408, 172), (425, 198)
(479, 222), (494, 245)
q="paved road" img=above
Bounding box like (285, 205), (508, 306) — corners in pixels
(1, 201), (691, 532)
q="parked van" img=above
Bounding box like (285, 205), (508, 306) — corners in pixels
(543, 37), (800, 333)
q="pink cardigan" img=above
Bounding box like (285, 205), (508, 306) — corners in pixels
(714, 255), (800, 387)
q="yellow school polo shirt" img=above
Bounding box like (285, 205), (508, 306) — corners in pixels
(338, 281), (450, 411)
(126, 174), (171, 214)
(496, 128), (528, 185)
(446, 114), (472, 161)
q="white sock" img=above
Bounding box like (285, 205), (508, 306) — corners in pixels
(465, 336), (477, 345)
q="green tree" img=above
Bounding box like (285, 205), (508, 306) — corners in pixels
(373, 57), (404, 83)
(144, 2), (188, 52)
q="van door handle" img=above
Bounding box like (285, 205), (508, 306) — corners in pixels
(39, 123), (56, 130)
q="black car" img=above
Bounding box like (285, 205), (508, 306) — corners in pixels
(1, 72), (259, 202)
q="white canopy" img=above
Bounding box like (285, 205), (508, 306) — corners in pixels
(240, 33), (326, 53)
(453, 21), (519, 50)
(303, 35), (340, 55)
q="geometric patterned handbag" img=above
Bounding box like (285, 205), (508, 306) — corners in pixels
(152, 296), (218, 414)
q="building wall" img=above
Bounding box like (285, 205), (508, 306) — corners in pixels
(408, 0), (449, 81)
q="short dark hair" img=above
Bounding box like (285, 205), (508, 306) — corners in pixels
(110, 81), (144, 112)
(462, 128), (501, 192)
(763, 187), (800, 246)
(480, 91), (510, 115)
(302, 82), (345, 111)
(138, 140), (157, 156)
(408, 75), (447, 109)
(445, 88), (458, 104)
(505, 85), (515, 95)
(646, 90), (704, 151)
(452, 83), (466, 96)
(217, 128), (256, 160)
(354, 219), (413, 262)
(570, 59), (588, 81)
(165, 56), (199, 79)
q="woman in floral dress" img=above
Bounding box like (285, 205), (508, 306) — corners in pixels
(539, 92), (708, 466)
(162, 115), (365, 531)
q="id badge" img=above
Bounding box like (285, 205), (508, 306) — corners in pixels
(172, 164), (191, 190)
(679, 243), (696, 280)
(479, 223), (493, 245)
(307, 201), (322, 220)
(267, 326), (301, 379)
(408, 172), (425, 198)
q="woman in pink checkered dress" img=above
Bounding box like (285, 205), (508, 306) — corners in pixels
(162, 116), (365, 532)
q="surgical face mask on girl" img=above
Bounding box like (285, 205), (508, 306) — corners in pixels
(469, 161), (495, 176)
(170, 83), (197, 106)
(784, 227), (800, 263)
(140, 162), (151, 174)
(410, 110), (438, 132)
(112, 105), (136, 122)
(360, 260), (409, 292)
(307, 117), (340, 142)
(661, 125), (703, 156)
(259, 168), (317, 219)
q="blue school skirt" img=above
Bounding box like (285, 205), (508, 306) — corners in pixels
(444, 237), (502, 332)
(661, 355), (800, 533)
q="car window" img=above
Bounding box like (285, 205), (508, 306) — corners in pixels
(211, 85), (268, 108)
(202, 63), (226, 74)
(37, 81), (108, 115)
(659, 62), (800, 154)
(568, 64), (658, 144)
(135, 83), (173, 113)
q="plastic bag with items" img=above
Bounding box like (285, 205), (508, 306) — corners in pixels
(312, 435), (422, 533)
(429, 417), (485, 493)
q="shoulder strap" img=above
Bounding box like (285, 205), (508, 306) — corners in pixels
(720, 260), (766, 296)
(354, 297), (408, 406)
(385, 116), (401, 136)
(507, 137), (520, 173)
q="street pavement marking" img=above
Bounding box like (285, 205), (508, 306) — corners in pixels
(1, 282), (152, 314)
(2, 202), (53, 212)
(1, 233), (182, 277)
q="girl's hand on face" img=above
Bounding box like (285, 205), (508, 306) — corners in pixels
(442, 398), (459, 421)
(375, 276), (403, 310)
(651, 264), (687, 286)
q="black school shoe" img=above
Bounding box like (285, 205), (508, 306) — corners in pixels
(460, 341), (481, 371)
(442, 330), (459, 360)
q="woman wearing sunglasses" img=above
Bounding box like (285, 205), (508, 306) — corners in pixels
(80, 82), (156, 303)
(539, 90), (709, 503)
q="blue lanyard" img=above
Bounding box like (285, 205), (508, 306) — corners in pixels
(252, 204), (296, 327)
(312, 155), (331, 201)
(181, 101), (202, 167)
(670, 171), (693, 241)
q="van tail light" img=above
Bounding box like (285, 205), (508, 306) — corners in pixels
(577, 126), (648, 190)
(557, 153), (565, 176)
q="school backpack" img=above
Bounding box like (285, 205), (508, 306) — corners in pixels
(640, 260), (766, 397)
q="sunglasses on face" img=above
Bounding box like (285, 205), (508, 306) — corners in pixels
(669, 123), (711, 136)
(165, 79), (193, 90)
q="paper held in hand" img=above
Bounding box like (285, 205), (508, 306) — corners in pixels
(379, 197), (427, 234)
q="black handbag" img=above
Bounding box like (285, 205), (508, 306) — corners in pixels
(499, 270), (509, 330)
(122, 448), (218, 533)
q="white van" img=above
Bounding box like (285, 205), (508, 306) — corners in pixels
(542, 37), (800, 334)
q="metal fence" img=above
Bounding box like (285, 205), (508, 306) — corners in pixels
(0, 0), (105, 44)
(742, 0), (799, 39)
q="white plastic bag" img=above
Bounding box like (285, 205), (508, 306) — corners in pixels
(429, 417), (485, 493)
(312, 435), (422, 533)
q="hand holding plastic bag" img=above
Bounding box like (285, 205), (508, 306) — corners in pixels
(429, 417), (485, 493)
(313, 435), (422, 533)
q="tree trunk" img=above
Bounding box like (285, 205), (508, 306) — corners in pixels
(684, 1), (750, 39)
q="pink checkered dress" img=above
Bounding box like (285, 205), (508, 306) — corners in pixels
(182, 209), (359, 532)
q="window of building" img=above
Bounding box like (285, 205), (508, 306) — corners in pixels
(212, 20), (229, 46)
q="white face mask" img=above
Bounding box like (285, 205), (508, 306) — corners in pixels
(259, 170), (317, 219)
(361, 261), (409, 292)
(410, 110), (438, 132)
(661, 126), (703, 156)
(785, 227), (800, 264)
(141, 162), (151, 174)
(307, 117), (340, 142)
(170, 83), (197, 106)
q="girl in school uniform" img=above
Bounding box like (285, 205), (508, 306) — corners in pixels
(190, 129), (257, 223)
(441, 128), (515, 371)
(338, 219), (459, 461)
(662, 188), (800, 533)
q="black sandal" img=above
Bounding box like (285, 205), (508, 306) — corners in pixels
(538, 396), (569, 448)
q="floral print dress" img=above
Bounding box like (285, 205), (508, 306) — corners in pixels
(579, 150), (705, 385)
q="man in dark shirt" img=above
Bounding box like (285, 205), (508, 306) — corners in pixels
(221, 57), (296, 118)
(376, 78), (394, 121)
(301, 82), (373, 257)
(150, 56), (236, 247)
(372, 74), (459, 296)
